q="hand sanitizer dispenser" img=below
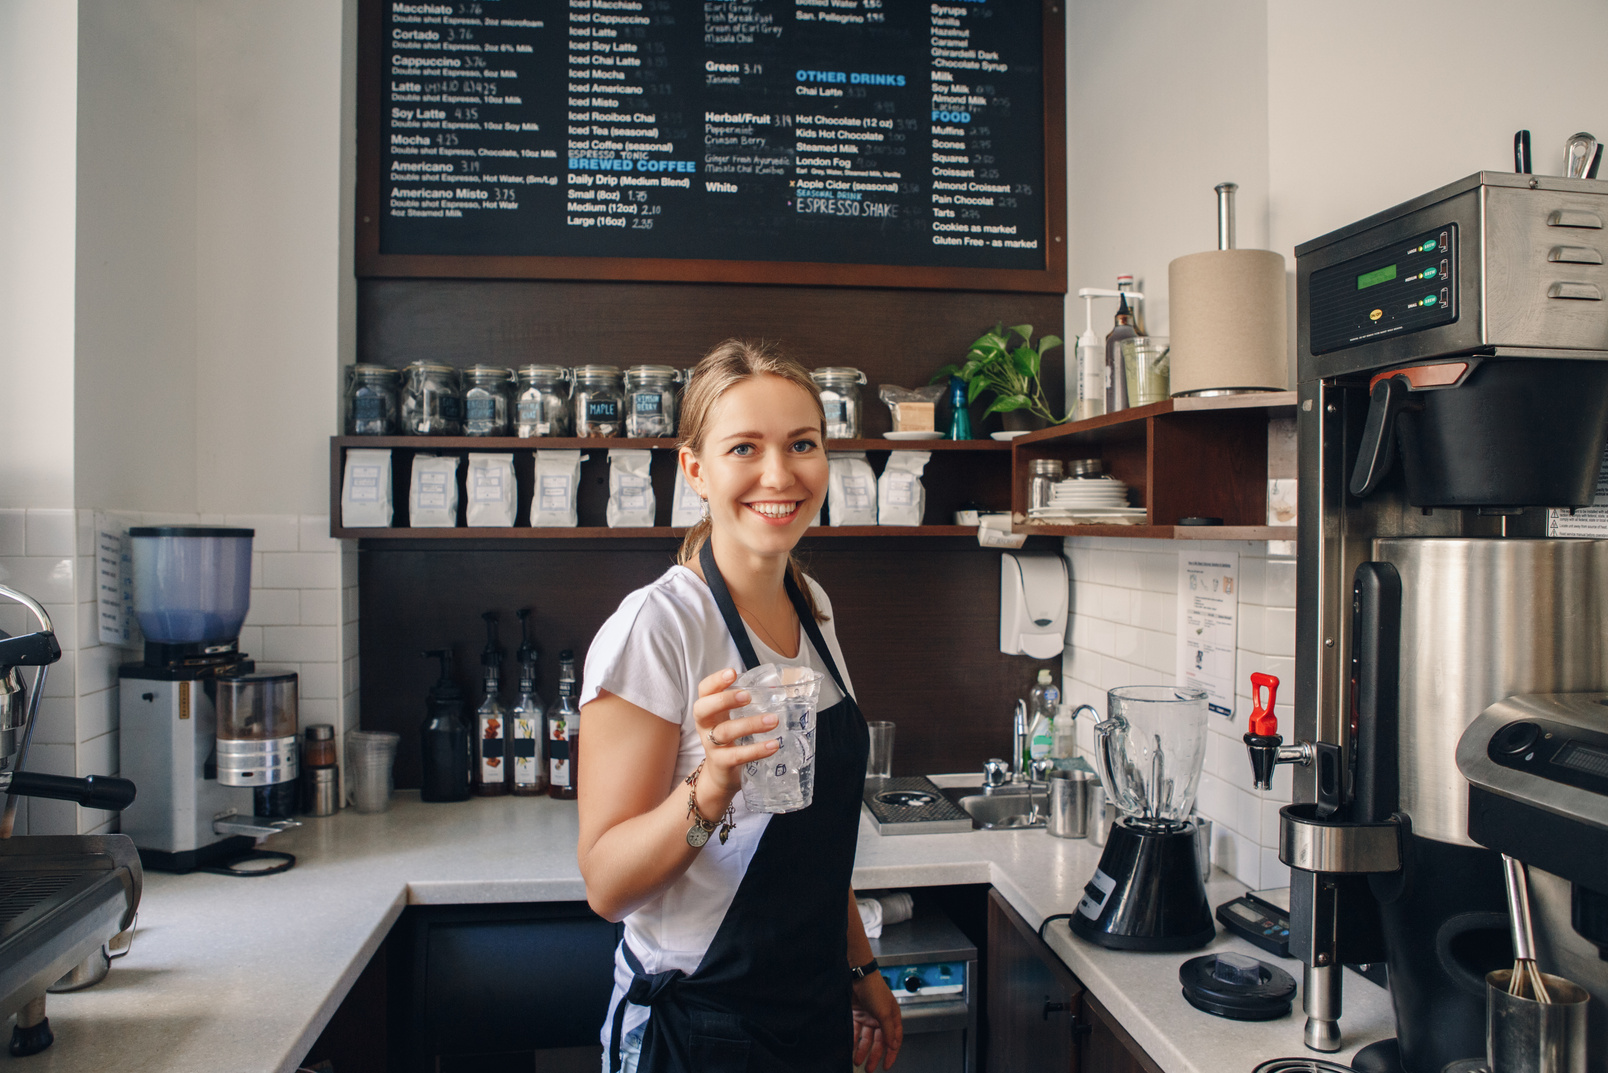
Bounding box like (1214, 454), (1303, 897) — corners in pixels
(1000, 552), (1068, 658)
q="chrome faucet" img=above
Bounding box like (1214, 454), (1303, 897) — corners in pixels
(1011, 699), (1028, 781)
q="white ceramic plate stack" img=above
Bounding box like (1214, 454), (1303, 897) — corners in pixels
(1029, 477), (1147, 524)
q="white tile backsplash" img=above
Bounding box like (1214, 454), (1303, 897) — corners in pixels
(1062, 536), (1297, 890)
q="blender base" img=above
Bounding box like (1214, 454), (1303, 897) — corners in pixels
(1069, 819), (1215, 952)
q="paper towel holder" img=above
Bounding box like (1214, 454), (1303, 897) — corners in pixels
(1000, 551), (1068, 659)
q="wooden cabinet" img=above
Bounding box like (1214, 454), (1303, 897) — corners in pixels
(986, 890), (1161, 1073)
(1010, 391), (1299, 540)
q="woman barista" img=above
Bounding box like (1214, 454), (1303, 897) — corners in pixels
(577, 340), (902, 1072)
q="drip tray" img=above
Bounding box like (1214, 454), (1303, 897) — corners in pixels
(863, 777), (973, 835)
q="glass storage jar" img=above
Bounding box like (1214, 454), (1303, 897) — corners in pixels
(514, 365), (572, 437)
(401, 361), (463, 436)
(811, 367), (868, 439)
(344, 364), (400, 435)
(624, 365), (683, 438)
(572, 364), (624, 438)
(462, 365), (515, 436)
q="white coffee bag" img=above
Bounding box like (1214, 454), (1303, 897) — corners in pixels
(341, 449), (393, 528)
(877, 451), (930, 526)
(466, 453), (516, 527)
(607, 449), (656, 528)
(531, 450), (583, 527)
(827, 452), (877, 526)
(670, 465), (705, 527)
(409, 454), (461, 527)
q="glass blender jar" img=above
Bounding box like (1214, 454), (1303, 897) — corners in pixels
(1071, 685), (1215, 951)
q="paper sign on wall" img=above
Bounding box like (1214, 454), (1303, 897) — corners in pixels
(1176, 551), (1239, 718)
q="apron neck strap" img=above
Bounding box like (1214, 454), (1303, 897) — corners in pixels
(697, 540), (850, 698)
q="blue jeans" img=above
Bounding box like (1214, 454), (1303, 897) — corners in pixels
(604, 1023), (643, 1073)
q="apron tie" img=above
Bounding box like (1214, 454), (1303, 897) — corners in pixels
(610, 942), (684, 1072)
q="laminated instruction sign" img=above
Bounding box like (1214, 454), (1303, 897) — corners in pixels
(1176, 551), (1239, 718)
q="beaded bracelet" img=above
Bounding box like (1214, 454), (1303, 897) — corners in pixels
(684, 760), (737, 848)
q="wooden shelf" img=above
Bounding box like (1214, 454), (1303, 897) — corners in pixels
(336, 524), (992, 540)
(330, 436), (1010, 452)
(1009, 392), (1300, 540)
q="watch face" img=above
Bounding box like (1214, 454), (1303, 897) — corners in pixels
(686, 824), (711, 848)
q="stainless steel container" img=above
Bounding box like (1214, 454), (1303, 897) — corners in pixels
(1046, 769), (1095, 839)
(304, 766), (338, 817)
(1487, 969), (1589, 1073)
(1375, 538), (1608, 847)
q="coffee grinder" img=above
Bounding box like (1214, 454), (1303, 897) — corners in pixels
(1243, 172), (1608, 1071)
(119, 526), (300, 873)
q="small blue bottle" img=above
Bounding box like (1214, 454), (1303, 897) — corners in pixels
(947, 376), (972, 440)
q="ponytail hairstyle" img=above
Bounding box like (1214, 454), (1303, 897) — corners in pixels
(676, 339), (829, 623)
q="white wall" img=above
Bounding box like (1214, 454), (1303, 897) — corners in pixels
(194, 0), (350, 517)
(73, 0), (199, 514)
(0, 0), (78, 509)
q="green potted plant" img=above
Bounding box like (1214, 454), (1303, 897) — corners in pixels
(933, 323), (1066, 431)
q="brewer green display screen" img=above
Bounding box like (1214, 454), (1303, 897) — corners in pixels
(1357, 264), (1397, 290)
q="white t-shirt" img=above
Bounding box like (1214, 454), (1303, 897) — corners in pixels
(580, 563), (856, 1045)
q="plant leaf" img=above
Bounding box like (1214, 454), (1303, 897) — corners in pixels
(1011, 346), (1037, 378)
(984, 394), (1032, 416)
(1006, 323), (1034, 345)
(930, 364), (961, 384)
(1037, 334), (1063, 354)
(967, 376), (991, 404)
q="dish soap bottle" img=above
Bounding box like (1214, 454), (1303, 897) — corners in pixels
(1028, 669), (1059, 769)
(473, 612), (508, 796)
(419, 648), (470, 803)
(548, 650), (580, 800)
(511, 608), (546, 796)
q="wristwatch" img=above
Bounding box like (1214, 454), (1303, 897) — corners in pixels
(849, 958), (880, 984)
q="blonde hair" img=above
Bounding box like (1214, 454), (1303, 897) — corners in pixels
(676, 339), (828, 623)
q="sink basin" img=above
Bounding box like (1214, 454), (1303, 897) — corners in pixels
(939, 784), (1047, 830)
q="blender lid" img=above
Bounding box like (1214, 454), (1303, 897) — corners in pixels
(128, 526), (254, 538)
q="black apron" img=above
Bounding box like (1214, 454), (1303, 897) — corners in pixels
(608, 542), (869, 1072)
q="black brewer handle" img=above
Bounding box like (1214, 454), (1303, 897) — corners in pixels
(6, 772), (137, 811)
(1349, 376), (1410, 499)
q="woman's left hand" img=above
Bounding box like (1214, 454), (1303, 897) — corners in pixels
(851, 972), (902, 1071)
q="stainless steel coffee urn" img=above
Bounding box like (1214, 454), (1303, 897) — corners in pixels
(1244, 172), (1608, 1071)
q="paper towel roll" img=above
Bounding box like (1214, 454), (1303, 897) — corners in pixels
(1168, 248), (1290, 395)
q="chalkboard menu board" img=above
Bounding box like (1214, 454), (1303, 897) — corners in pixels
(357, 0), (1065, 291)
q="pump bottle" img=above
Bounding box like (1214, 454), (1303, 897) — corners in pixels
(420, 648), (470, 802)
(511, 609), (546, 795)
(473, 612), (509, 796)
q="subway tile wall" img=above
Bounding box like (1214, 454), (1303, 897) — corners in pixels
(1060, 535), (1297, 891)
(0, 509), (357, 836)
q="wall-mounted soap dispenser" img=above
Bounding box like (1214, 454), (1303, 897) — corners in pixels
(999, 552), (1068, 658)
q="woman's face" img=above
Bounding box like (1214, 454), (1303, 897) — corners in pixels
(682, 374), (827, 561)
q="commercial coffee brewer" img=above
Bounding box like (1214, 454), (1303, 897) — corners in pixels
(119, 527), (300, 874)
(1243, 172), (1608, 1071)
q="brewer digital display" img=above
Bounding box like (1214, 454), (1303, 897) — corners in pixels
(1308, 224), (1457, 355)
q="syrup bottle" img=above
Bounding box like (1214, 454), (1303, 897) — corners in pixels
(472, 612), (508, 796)
(511, 609), (546, 796)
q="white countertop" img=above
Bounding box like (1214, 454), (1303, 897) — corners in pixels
(0, 793), (1394, 1073)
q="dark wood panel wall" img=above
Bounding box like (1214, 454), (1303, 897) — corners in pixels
(356, 278), (1066, 785)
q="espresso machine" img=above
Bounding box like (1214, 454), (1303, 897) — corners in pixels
(1243, 172), (1608, 1071)
(119, 527), (300, 874)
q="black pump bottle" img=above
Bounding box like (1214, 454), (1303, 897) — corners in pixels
(420, 648), (471, 802)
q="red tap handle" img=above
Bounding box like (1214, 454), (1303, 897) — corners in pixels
(1250, 673), (1280, 736)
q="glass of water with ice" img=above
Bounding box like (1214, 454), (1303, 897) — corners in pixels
(732, 663), (824, 813)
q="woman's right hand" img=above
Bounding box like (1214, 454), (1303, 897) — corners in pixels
(692, 668), (781, 800)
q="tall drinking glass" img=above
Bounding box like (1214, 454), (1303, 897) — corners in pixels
(732, 664), (824, 813)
